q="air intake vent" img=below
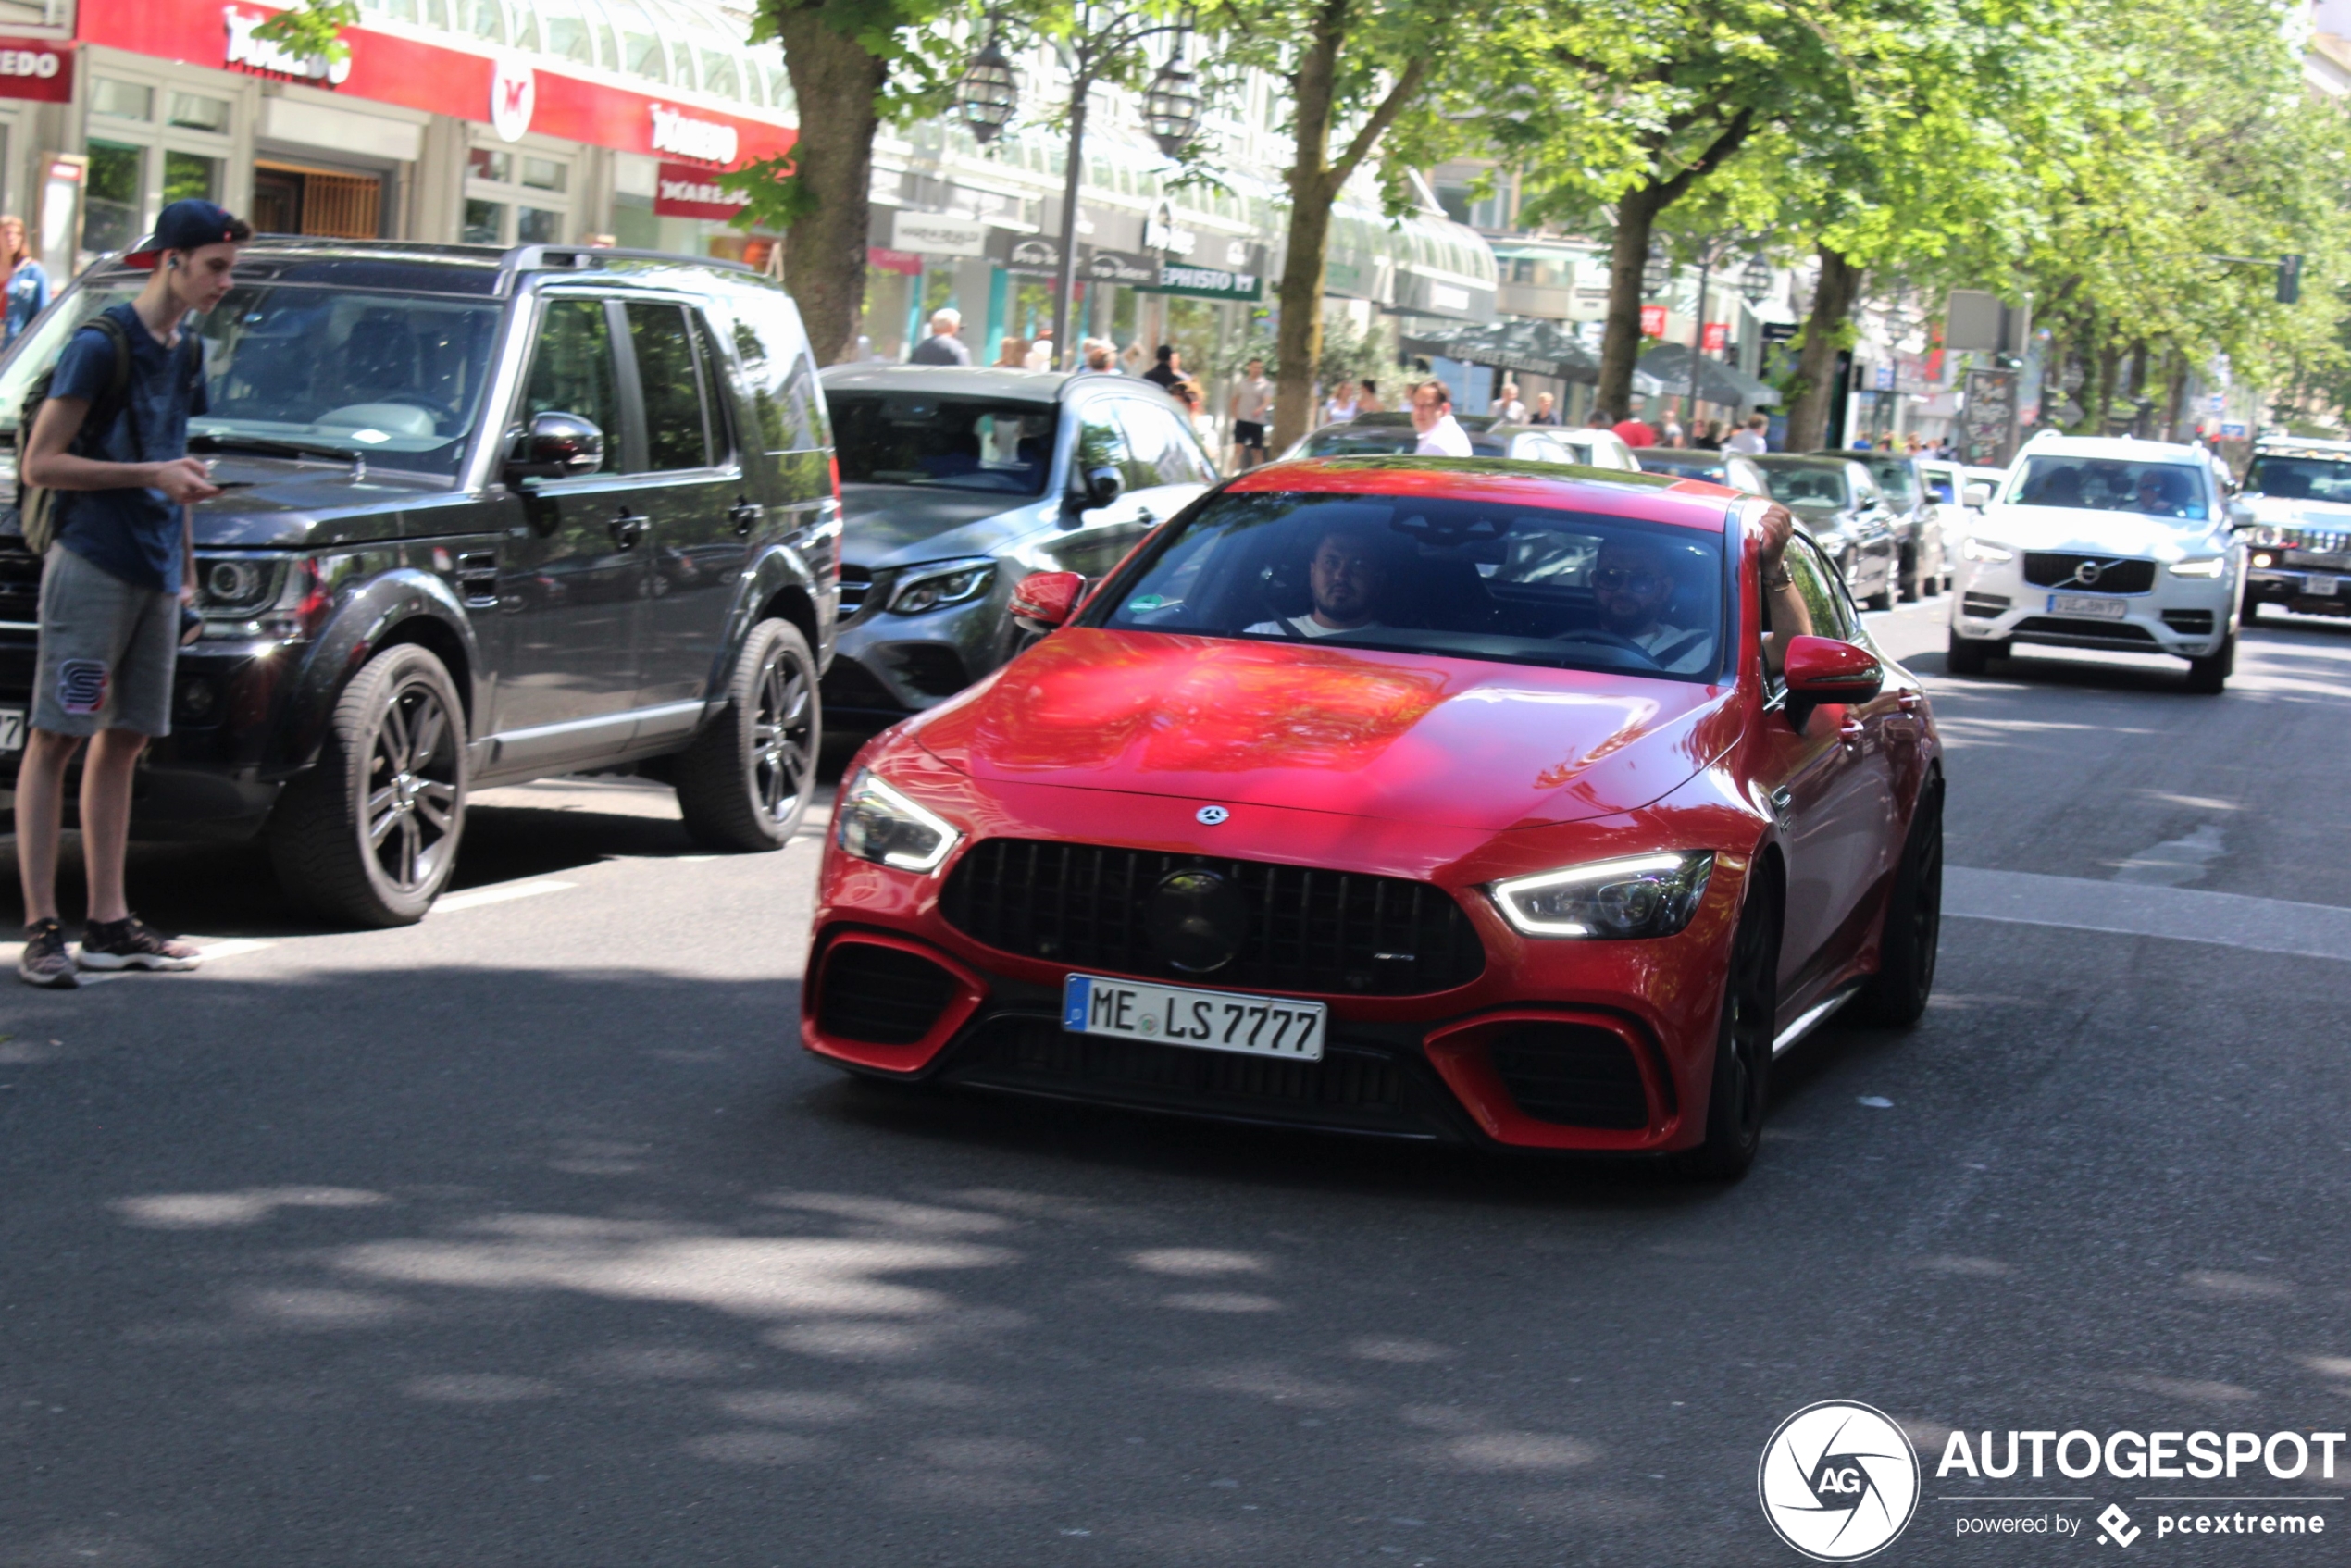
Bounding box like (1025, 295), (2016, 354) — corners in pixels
(817, 942), (958, 1045)
(1486, 1024), (1649, 1129)
(837, 565), (875, 618)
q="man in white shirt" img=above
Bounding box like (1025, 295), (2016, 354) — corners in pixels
(1589, 536), (1712, 673)
(1490, 381), (1527, 423)
(1229, 359), (1275, 467)
(1023, 327), (1055, 370)
(1410, 378), (1474, 457)
(1245, 527), (1387, 639)
(1724, 412), (1770, 455)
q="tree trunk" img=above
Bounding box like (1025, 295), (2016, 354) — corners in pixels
(1782, 245), (1860, 453)
(1270, 0), (1348, 454)
(1594, 186), (1662, 423)
(2084, 340), (2121, 436)
(775, 7), (886, 365)
(2161, 349), (2189, 442)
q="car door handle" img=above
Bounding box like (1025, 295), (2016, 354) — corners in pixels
(609, 510), (646, 548)
(729, 500), (763, 536)
(1896, 691), (1923, 712)
(1839, 719), (1867, 746)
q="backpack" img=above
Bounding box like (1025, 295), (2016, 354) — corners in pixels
(17, 313), (139, 557)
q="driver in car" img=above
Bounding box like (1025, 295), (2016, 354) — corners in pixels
(2133, 467), (2192, 516)
(1588, 536), (1715, 672)
(1247, 526), (1387, 639)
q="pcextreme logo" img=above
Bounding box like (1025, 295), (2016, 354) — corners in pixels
(1760, 1400), (1923, 1561)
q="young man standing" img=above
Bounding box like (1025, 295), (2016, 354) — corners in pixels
(1409, 379), (1473, 457)
(15, 198), (246, 988)
(1228, 358), (1274, 467)
(1725, 411), (1771, 454)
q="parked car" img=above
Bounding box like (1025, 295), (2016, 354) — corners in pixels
(1286, 413), (1641, 470)
(1810, 448), (1944, 600)
(1753, 455), (1899, 607)
(1636, 447), (1771, 496)
(1918, 459), (1972, 593)
(1947, 434), (2243, 691)
(2233, 435), (2351, 620)
(817, 365), (1215, 726)
(802, 458), (1942, 1177)
(0, 239), (840, 924)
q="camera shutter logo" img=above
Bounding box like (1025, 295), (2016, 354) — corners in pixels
(1757, 1400), (1920, 1561)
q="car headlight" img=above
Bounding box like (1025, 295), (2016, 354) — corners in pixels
(1486, 851), (1715, 940)
(1960, 538), (2014, 563)
(889, 558), (995, 616)
(836, 769), (963, 874)
(2168, 556), (2226, 578)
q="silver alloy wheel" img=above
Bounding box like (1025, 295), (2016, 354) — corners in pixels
(365, 674), (461, 894)
(752, 646), (815, 826)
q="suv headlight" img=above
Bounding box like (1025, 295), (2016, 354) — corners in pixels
(836, 769), (963, 874)
(889, 558), (995, 616)
(2168, 556), (2227, 579)
(1960, 538), (2014, 563)
(1486, 851), (1715, 940)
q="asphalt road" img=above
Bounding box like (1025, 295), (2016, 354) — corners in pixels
(5, 596), (2351, 1567)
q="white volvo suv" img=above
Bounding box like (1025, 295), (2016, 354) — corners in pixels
(1947, 434), (2244, 693)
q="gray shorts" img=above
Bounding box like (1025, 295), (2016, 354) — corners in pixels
(31, 544), (178, 739)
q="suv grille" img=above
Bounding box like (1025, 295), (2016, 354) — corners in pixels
(2022, 553), (2155, 593)
(837, 564), (874, 618)
(939, 839), (1486, 996)
(0, 534), (39, 629)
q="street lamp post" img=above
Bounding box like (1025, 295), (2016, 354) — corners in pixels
(1681, 236), (1770, 429)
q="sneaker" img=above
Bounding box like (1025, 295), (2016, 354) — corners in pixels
(18, 918), (80, 989)
(78, 915), (202, 973)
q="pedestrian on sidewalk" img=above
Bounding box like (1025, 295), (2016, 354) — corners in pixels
(1143, 344), (1184, 390)
(1724, 412), (1770, 454)
(1410, 378), (1473, 457)
(16, 199), (248, 989)
(1490, 381), (1526, 423)
(1229, 358), (1274, 467)
(907, 307), (970, 366)
(1, 213), (50, 348)
(1023, 327), (1055, 370)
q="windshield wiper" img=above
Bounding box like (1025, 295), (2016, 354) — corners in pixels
(188, 432), (355, 462)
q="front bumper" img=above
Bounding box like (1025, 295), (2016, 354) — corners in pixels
(799, 778), (1751, 1155)
(1948, 554), (2234, 660)
(2246, 563), (2351, 616)
(820, 573), (1016, 722)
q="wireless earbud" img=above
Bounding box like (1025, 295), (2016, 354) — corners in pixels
(167, 255), (180, 269)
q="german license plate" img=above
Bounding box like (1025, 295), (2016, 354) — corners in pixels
(1062, 972), (1326, 1062)
(0, 705), (22, 753)
(2305, 575), (2339, 597)
(2048, 592), (2129, 619)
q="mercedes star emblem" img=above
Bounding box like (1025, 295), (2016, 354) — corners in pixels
(1196, 805), (1230, 826)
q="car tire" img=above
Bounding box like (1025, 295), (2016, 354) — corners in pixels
(1865, 577), (1896, 612)
(673, 617), (821, 852)
(267, 641), (467, 927)
(1852, 781), (1943, 1027)
(1897, 547), (1919, 603)
(2183, 631), (2233, 695)
(1679, 867), (1780, 1181)
(1946, 628), (1998, 675)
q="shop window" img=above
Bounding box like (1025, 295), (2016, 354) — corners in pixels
(700, 50), (740, 100)
(622, 30), (665, 81)
(516, 207), (562, 243)
(163, 151), (219, 205)
(520, 157), (566, 193)
(463, 199), (506, 245)
(167, 93), (230, 133)
(454, 0), (506, 42)
(92, 78), (154, 121)
(85, 141), (143, 256)
(468, 147), (511, 183)
(539, 0), (596, 64)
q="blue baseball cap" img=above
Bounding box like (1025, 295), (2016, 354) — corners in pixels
(122, 199), (244, 268)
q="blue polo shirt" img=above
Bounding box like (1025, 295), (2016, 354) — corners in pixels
(49, 303), (207, 595)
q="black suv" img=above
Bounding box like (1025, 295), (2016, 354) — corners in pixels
(0, 240), (839, 925)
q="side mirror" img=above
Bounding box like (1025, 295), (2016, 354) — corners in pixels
(1783, 634), (1884, 703)
(1010, 570), (1086, 630)
(2228, 501), (2258, 529)
(1074, 466), (1123, 510)
(506, 411), (604, 480)
(1962, 481), (1992, 508)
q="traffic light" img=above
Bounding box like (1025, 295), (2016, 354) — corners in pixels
(2278, 254), (2303, 305)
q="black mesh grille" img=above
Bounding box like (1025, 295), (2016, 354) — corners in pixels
(2012, 616), (2158, 644)
(1486, 1024), (1650, 1129)
(957, 1014), (1405, 1110)
(817, 941), (957, 1044)
(838, 564), (875, 618)
(2161, 609), (2216, 635)
(1960, 592), (2011, 616)
(887, 642), (968, 697)
(2021, 554), (2156, 593)
(939, 839), (1486, 996)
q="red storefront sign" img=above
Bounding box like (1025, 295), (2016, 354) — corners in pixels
(653, 162), (745, 220)
(0, 36), (71, 101)
(865, 247), (923, 275)
(1639, 305), (1668, 338)
(1701, 321), (1728, 353)
(81, 0), (794, 166)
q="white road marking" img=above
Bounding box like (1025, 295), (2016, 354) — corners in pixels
(191, 939), (275, 961)
(1948, 866), (2351, 963)
(2112, 822), (2226, 887)
(431, 879), (577, 914)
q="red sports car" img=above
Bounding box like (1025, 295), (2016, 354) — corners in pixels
(802, 459), (1944, 1176)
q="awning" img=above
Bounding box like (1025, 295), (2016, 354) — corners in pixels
(1400, 317), (1610, 385)
(1638, 342), (1781, 407)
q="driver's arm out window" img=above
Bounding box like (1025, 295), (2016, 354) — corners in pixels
(1760, 538), (1834, 688)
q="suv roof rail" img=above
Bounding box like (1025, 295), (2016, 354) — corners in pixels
(502, 244), (760, 278)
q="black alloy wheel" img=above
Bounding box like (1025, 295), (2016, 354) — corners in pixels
(1681, 871), (1781, 1180)
(268, 642), (468, 927)
(1945, 628), (2001, 675)
(1853, 782), (1943, 1026)
(674, 617), (820, 851)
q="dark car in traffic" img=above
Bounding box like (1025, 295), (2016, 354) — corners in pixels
(0, 240), (840, 926)
(1755, 455), (1898, 607)
(1810, 448), (1945, 599)
(1287, 412), (1644, 470)
(816, 365), (1216, 725)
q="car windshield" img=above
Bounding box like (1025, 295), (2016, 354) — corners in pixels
(0, 284), (504, 476)
(1300, 425), (1418, 457)
(829, 392), (1056, 494)
(1760, 465), (1850, 510)
(2245, 454), (2351, 503)
(2014, 454), (2209, 520)
(1862, 459), (1919, 506)
(1088, 487), (1728, 680)
(1644, 454), (1732, 482)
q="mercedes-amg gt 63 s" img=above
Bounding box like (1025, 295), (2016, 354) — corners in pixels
(802, 458), (1944, 1176)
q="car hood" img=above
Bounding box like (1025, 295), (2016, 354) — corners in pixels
(907, 628), (1740, 831)
(838, 483), (1055, 569)
(1978, 503), (2230, 559)
(2245, 494), (2351, 533)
